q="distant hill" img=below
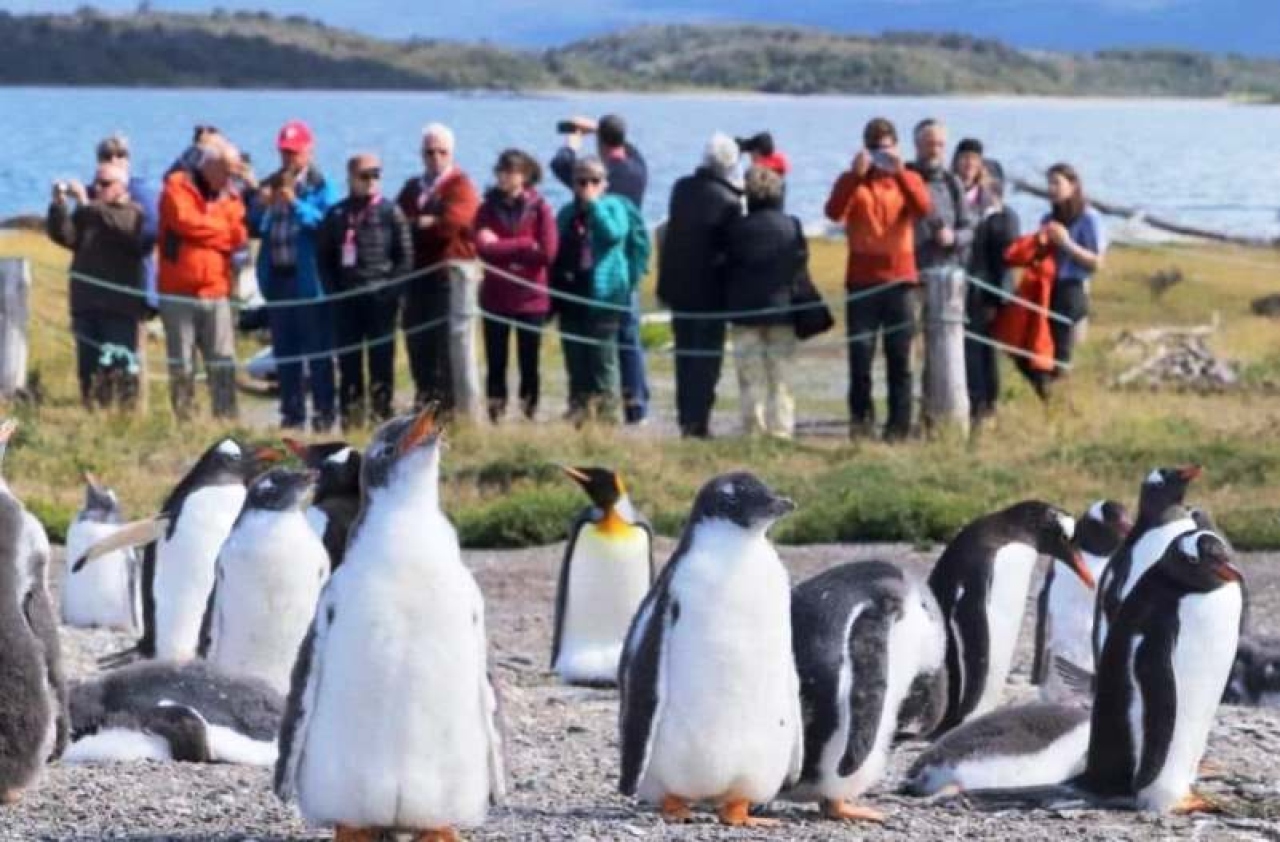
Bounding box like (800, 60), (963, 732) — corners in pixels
(4, 10), (1280, 98)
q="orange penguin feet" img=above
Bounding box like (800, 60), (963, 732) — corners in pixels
(1172, 791), (1222, 815)
(822, 798), (887, 822)
(0, 788), (22, 806)
(412, 828), (461, 842)
(718, 798), (779, 827)
(661, 794), (694, 822)
(334, 826), (380, 842)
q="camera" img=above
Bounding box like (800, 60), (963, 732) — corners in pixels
(557, 117), (597, 135)
(869, 150), (896, 171)
(736, 132), (775, 157)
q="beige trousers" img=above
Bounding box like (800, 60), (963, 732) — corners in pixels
(732, 324), (796, 439)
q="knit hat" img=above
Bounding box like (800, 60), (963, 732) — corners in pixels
(956, 137), (984, 157)
(703, 132), (740, 177)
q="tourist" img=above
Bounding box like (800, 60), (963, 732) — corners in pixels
(909, 119), (975, 275)
(317, 153), (413, 428)
(551, 157), (649, 426)
(46, 162), (148, 409)
(156, 138), (246, 420)
(736, 131), (791, 177)
(656, 132), (743, 438)
(1043, 162), (1107, 372)
(247, 120), (338, 432)
(551, 113), (650, 424)
(395, 122), (482, 420)
(824, 117), (932, 441)
(92, 134), (159, 311)
(474, 149), (558, 423)
(719, 166), (805, 439)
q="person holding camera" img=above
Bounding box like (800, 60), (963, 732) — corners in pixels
(737, 131), (790, 178)
(824, 117), (932, 442)
(47, 163), (148, 410)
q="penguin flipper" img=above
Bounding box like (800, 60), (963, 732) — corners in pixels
(1053, 657), (1095, 696)
(617, 585), (671, 796)
(949, 585), (991, 730)
(72, 516), (169, 572)
(550, 510), (590, 670)
(196, 565), (221, 659)
(1093, 549), (1126, 669)
(1031, 568), (1053, 686)
(274, 590), (333, 802)
(1133, 633), (1177, 792)
(23, 586), (69, 759)
(837, 596), (902, 778)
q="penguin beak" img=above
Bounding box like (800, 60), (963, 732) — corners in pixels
(254, 446), (285, 464)
(1215, 562), (1244, 584)
(767, 496), (797, 518)
(1066, 550), (1096, 589)
(560, 465), (591, 486)
(1179, 464), (1203, 482)
(281, 437), (310, 461)
(82, 470), (101, 492)
(399, 404), (442, 455)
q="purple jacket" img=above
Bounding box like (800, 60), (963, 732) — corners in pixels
(475, 189), (558, 316)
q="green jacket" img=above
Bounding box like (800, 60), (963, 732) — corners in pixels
(555, 194), (649, 307)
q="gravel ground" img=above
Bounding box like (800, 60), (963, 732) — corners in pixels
(3, 542), (1278, 842)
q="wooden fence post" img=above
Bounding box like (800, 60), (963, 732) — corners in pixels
(0, 258), (31, 398)
(921, 267), (970, 436)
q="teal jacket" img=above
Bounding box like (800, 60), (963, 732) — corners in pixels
(555, 194), (649, 307)
(247, 166), (338, 301)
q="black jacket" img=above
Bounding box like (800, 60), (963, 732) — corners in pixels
(316, 196), (414, 297)
(656, 168), (743, 312)
(46, 200), (147, 318)
(968, 205), (1021, 312)
(719, 204), (807, 327)
(551, 143), (648, 208)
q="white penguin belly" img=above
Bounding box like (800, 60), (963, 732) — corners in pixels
(976, 543), (1038, 717)
(1121, 520), (1195, 603)
(64, 729), (173, 763)
(63, 520), (135, 629)
(304, 506), (328, 543)
(555, 525), (650, 683)
(208, 511), (329, 694)
(915, 720), (1091, 794)
(1042, 551), (1110, 700)
(297, 511), (493, 830)
(1139, 584), (1241, 812)
(153, 485), (245, 661)
(641, 526), (799, 805)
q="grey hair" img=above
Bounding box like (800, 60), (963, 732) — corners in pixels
(422, 122), (456, 151)
(743, 166), (783, 206)
(914, 118), (945, 141)
(198, 137), (239, 168)
(572, 155), (607, 181)
(702, 132), (740, 177)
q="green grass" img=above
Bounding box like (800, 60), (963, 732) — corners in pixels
(3, 229), (1280, 549)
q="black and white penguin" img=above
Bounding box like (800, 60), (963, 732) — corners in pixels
(551, 466), (653, 686)
(618, 472), (803, 827)
(786, 560), (947, 822)
(284, 438), (362, 571)
(65, 660), (282, 766)
(928, 500), (1092, 734)
(1224, 636), (1280, 707)
(198, 468), (329, 695)
(1032, 499), (1131, 701)
(1082, 529), (1243, 814)
(74, 437), (281, 664)
(904, 702), (1091, 796)
(275, 406), (506, 840)
(62, 472), (139, 630)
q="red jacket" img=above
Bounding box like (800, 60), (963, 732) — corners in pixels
(395, 169), (480, 271)
(824, 167), (931, 287)
(993, 230), (1057, 373)
(157, 170), (247, 299)
(474, 189), (558, 316)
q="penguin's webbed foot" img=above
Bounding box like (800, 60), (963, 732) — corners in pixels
(412, 828), (461, 842)
(822, 798), (886, 823)
(1, 788), (23, 805)
(718, 799), (778, 827)
(333, 826), (380, 842)
(660, 794), (694, 822)
(1172, 791), (1222, 815)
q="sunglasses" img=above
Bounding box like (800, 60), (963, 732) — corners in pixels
(97, 151), (129, 163)
(356, 169), (382, 180)
(93, 179), (119, 189)
(575, 177), (602, 186)
(423, 148), (449, 157)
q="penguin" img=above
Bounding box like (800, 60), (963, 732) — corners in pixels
(198, 468), (329, 695)
(61, 472), (139, 630)
(65, 660), (283, 766)
(618, 472), (803, 827)
(74, 437), (281, 664)
(786, 560), (947, 822)
(928, 500), (1093, 734)
(283, 438), (362, 571)
(275, 406), (506, 841)
(1081, 529), (1243, 814)
(551, 466), (654, 686)
(1224, 636), (1280, 707)
(1032, 499), (1131, 701)
(904, 702), (1091, 796)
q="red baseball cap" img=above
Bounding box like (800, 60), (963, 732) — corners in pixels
(277, 120), (314, 152)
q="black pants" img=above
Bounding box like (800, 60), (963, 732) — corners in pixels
(402, 275), (452, 412)
(72, 309), (140, 409)
(672, 316), (726, 437)
(1017, 280), (1090, 397)
(483, 313), (545, 414)
(846, 283), (916, 437)
(334, 292), (399, 425)
(965, 296), (1000, 419)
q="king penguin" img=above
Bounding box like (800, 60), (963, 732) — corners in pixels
(62, 472), (139, 630)
(551, 466), (653, 686)
(618, 472), (803, 827)
(284, 438), (361, 571)
(199, 468), (329, 695)
(74, 437), (282, 665)
(275, 406), (506, 842)
(786, 560), (947, 822)
(1032, 499), (1131, 701)
(928, 500), (1093, 734)
(1082, 529), (1243, 814)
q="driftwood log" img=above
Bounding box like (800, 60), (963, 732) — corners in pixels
(1112, 315), (1238, 391)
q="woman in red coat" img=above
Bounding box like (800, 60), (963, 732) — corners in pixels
(474, 149), (559, 422)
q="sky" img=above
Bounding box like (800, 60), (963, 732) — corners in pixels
(4, 0), (1280, 56)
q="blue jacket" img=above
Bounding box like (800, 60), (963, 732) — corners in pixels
(247, 167), (337, 301)
(555, 194), (648, 307)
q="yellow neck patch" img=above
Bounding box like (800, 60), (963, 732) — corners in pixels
(598, 507), (632, 536)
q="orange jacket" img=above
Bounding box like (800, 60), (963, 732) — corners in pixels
(157, 170), (247, 299)
(396, 170), (480, 271)
(824, 167), (931, 287)
(993, 230), (1057, 373)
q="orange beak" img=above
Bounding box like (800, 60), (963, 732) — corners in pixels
(82, 470), (100, 489)
(281, 437), (310, 461)
(398, 404), (441, 455)
(1215, 561), (1244, 584)
(254, 445), (285, 464)
(1067, 550), (1096, 590)
(1179, 464), (1204, 482)
(561, 465), (591, 484)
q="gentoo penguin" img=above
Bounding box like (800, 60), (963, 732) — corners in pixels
(198, 468), (329, 695)
(1224, 636), (1280, 707)
(62, 472), (139, 630)
(786, 560), (947, 822)
(283, 438), (362, 571)
(551, 466), (653, 686)
(1092, 465), (1201, 669)
(275, 406), (506, 841)
(904, 702), (1091, 796)
(66, 660), (282, 766)
(928, 500), (1092, 733)
(618, 472), (803, 827)
(75, 437), (281, 664)
(1032, 499), (1131, 700)
(1082, 529), (1243, 814)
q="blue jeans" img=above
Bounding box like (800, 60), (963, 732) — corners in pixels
(616, 291), (649, 423)
(268, 274), (335, 428)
